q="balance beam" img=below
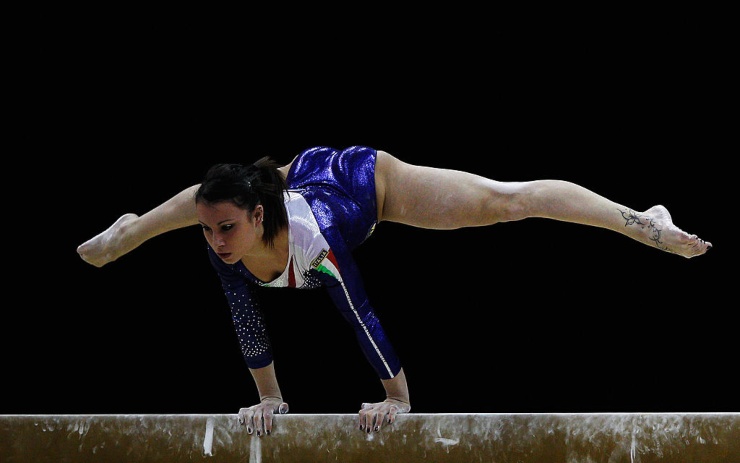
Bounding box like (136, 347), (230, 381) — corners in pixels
(2, 413), (738, 462)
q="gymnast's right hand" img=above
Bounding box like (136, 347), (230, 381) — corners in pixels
(237, 397), (289, 437)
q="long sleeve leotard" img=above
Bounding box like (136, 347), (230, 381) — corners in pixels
(205, 146), (402, 380)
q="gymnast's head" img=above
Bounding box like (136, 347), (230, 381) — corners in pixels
(195, 157), (288, 253)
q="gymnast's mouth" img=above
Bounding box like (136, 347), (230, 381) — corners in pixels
(217, 252), (232, 259)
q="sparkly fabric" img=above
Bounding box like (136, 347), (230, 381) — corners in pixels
(207, 146), (402, 379)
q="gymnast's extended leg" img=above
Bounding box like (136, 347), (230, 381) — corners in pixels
(373, 150), (711, 258)
(77, 185), (201, 267)
(79, 151), (711, 267)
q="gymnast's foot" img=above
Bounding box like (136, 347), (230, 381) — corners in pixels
(641, 205), (712, 258)
(77, 213), (139, 267)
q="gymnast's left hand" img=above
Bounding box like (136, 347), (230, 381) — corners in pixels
(358, 398), (410, 433)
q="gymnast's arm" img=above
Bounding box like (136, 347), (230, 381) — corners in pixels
(325, 279), (411, 432)
(320, 238), (411, 432)
(210, 248), (288, 436)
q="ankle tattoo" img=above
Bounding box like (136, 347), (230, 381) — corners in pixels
(620, 208), (667, 251)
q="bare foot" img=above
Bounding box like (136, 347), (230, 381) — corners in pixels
(77, 213), (139, 267)
(640, 205), (712, 258)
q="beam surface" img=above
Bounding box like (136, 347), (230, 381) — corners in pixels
(1, 413), (738, 462)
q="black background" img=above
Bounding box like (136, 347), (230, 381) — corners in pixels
(5, 16), (735, 415)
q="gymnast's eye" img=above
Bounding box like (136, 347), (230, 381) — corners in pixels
(221, 224), (234, 232)
(200, 225), (212, 232)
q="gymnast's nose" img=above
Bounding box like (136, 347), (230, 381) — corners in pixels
(212, 232), (226, 248)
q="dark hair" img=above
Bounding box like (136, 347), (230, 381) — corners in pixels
(195, 156), (288, 248)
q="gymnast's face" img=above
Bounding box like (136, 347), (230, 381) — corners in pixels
(197, 200), (264, 265)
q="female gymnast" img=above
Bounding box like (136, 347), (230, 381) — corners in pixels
(77, 146), (711, 436)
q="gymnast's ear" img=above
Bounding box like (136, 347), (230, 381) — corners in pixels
(253, 204), (264, 223)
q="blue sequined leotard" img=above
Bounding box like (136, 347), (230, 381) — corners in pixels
(205, 146), (402, 379)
